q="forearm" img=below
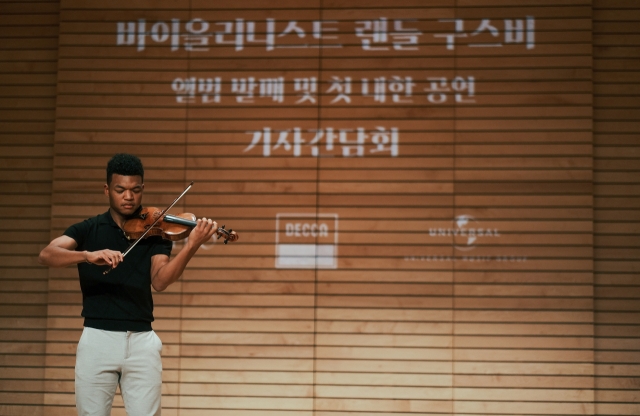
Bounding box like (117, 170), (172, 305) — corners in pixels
(152, 218), (218, 292)
(151, 243), (200, 292)
(38, 246), (87, 268)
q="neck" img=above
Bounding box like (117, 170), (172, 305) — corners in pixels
(109, 208), (128, 229)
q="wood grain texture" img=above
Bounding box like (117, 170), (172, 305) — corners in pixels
(593, 0), (640, 415)
(1, 0), (638, 415)
(0, 0), (59, 415)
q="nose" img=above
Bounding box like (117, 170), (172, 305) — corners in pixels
(124, 190), (134, 200)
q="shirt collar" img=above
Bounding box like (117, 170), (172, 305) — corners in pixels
(98, 210), (120, 228)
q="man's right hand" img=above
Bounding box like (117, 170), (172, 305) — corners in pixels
(86, 249), (124, 268)
(38, 235), (124, 269)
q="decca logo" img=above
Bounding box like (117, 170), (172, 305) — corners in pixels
(429, 215), (500, 251)
(275, 213), (338, 269)
(285, 222), (329, 238)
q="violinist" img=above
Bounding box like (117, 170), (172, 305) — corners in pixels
(38, 153), (218, 416)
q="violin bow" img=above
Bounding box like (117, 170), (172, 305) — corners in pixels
(103, 181), (194, 274)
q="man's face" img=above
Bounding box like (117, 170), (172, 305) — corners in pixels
(104, 174), (144, 218)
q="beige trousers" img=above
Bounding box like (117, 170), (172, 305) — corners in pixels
(75, 326), (163, 416)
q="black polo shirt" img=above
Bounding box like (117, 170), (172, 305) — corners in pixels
(64, 210), (173, 331)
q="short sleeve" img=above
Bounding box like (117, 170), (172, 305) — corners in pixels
(63, 220), (91, 250)
(150, 237), (173, 258)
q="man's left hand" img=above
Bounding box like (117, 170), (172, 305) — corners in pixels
(186, 217), (218, 249)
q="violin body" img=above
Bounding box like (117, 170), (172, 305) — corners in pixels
(123, 207), (238, 244)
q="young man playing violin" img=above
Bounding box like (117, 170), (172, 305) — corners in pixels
(39, 153), (218, 416)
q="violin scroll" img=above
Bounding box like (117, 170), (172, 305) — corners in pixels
(216, 225), (239, 244)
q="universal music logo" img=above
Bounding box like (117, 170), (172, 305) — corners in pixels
(405, 215), (527, 263)
(435, 214), (499, 252)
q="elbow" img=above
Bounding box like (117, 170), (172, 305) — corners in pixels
(38, 247), (62, 268)
(38, 250), (49, 266)
(152, 281), (168, 292)
(153, 285), (167, 293)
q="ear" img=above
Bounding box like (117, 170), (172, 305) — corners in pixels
(104, 183), (109, 197)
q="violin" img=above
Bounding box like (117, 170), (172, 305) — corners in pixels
(123, 207), (239, 244)
(102, 182), (237, 275)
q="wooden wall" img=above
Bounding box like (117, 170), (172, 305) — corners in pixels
(593, 1), (640, 415)
(0, 0), (638, 415)
(0, 0), (59, 415)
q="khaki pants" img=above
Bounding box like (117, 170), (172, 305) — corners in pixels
(75, 326), (163, 416)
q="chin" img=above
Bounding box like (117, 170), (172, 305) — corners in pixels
(119, 207), (138, 217)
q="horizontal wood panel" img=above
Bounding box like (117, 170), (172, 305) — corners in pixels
(593, 0), (640, 414)
(0, 2), (58, 415)
(6, 0), (636, 414)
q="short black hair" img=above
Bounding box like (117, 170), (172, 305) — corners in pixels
(106, 153), (144, 185)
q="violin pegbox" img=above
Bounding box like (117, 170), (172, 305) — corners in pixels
(216, 225), (238, 244)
